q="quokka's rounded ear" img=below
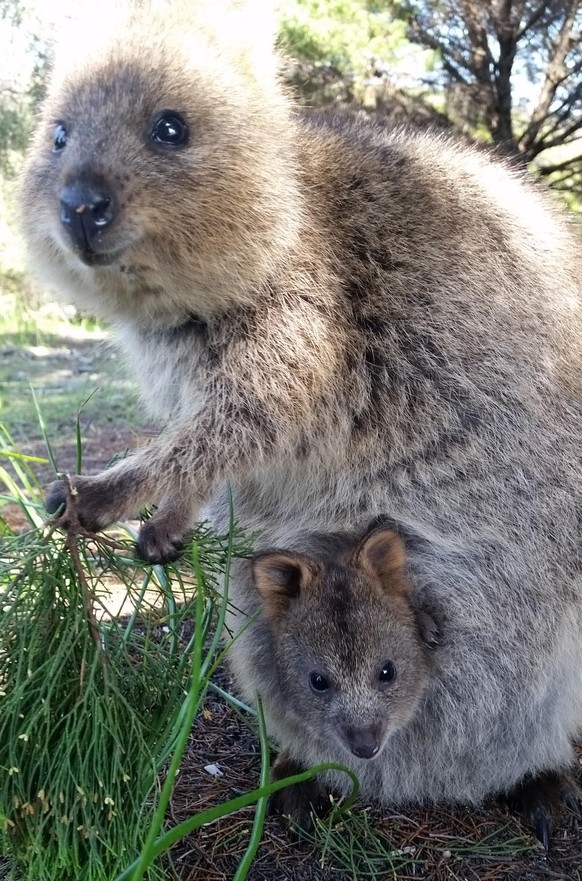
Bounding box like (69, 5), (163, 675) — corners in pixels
(354, 527), (409, 596)
(251, 552), (320, 622)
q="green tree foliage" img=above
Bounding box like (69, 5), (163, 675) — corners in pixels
(400, 0), (582, 198)
(279, 0), (408, 70)
(0, 0), (48, 178)
(278, 0), (422, 103)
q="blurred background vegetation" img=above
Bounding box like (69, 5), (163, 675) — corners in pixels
(1, 0), (581, 439)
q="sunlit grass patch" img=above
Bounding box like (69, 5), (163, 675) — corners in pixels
(0, 288), (144, 444)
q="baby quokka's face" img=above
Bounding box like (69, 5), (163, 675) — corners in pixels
(252, 528), (441, 762)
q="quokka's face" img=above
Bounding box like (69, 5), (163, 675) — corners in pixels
(254, 564), (437, 761)
(20, 17), (297, 322)
(252, 533), (441, 763)
(277, 593), (434, 762)
(23, 58), (197, 271)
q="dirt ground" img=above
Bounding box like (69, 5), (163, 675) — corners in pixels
(3, 334), (581, 881)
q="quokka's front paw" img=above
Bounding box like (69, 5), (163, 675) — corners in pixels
(45, 474), (121, 533)
(269, 752), (332, 831)
(45, 479), (69, 517)
(136, 518), (188, 564)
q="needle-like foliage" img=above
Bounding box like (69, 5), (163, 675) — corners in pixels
(0, 427), (254, 880)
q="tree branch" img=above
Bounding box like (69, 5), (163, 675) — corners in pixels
(536, 153), (582, 176)
(492, 0), (519, 145)
(408, 25), (473, 84)
(520, 0), (581, 154)
(527, 108), (582, 158)
(410, 23), (473, 76)
(515, 0), (552, 40)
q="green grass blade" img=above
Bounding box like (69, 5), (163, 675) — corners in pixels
(115, 762), (361, 881)
(232, 696), (271, 881)
(126, 543), (208, 881)
(30, 386), (59, 475)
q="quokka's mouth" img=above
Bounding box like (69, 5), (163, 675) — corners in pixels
(76, 248), (121, 267)
(59, 239), (125, 268)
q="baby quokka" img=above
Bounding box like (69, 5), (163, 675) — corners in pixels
(241, 527), (441, 823)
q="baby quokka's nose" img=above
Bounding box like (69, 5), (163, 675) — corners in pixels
(341, 724), (382, 759)
(59, 177), (115, 251)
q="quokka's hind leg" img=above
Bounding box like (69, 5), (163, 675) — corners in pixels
(269, 751), (332, 831)
(505, 768), (582, 850)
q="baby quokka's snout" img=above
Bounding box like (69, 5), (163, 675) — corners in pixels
(338, 722), (386, 760)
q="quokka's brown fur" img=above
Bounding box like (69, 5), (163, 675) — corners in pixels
(21, 0), (582, 809)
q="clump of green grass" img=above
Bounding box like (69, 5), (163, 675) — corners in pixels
(308, 808), (420, 880)
(298, 803), (536, 881)
(0, 426), (250, 880)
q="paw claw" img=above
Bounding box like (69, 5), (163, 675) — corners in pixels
(562, 791), (582, 818)
(506, 769), (581, 850)
(533, 810), (551, 851)
(136, 521), (185, 564)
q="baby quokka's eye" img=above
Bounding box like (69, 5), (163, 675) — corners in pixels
(149, 111), (189, 149)
(378, 661), (396, 685)
(53, 123), (67, 151)
(309, 671), (330, 693)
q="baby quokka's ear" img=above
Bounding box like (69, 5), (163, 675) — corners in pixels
(354, 527), (409, 598)
(356, 527), (444, 649)
(251, 551), (321, 623)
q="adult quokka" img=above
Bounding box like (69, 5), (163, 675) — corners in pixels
(21, 0), (582, 842)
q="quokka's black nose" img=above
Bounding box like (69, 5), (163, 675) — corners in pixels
(343, 725), (381, 760)
(59, 178), (115, 251)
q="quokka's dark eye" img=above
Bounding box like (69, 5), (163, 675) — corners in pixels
(378, 662), (396, 684)
(149, 111), (188, 148)
(309, 672), (330, 693)
(53, 124), (68, 151)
